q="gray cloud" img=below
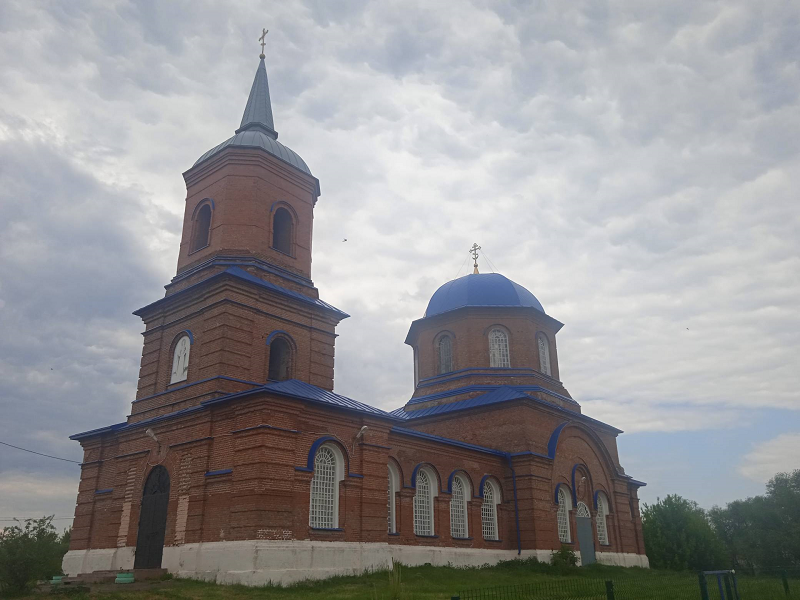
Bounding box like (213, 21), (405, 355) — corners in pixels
(0, 0), (798, 519)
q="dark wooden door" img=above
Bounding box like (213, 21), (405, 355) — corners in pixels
(134, 466), (170, 569)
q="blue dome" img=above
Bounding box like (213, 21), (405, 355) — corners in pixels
(424, 273), (545, 318)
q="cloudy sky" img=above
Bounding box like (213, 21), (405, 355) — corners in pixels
(0, 0), (798, 529)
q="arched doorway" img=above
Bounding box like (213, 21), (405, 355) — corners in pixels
(134, 466), (170, 569)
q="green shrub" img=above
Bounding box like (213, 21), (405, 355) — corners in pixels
(0, 516), (68, 595)
(551, 545), (579, 569)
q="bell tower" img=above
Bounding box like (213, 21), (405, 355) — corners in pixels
(128, 52), (347, 424)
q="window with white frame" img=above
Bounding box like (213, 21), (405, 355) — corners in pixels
(557, 487), (572, 543)
(388, 463), (399, 534)
(537, 332), (551, 376)
(489, 329), (510, 368)
(414, 469), (435, 536)
(576, 501), (591, 518)
(596, 493), (609, 545)
(309, 445), (341, 529)
(170, 334), (191, 384)
(450, 476), (468, 538)
(481, 480), (500, 541)
(438, 335), (453, 374)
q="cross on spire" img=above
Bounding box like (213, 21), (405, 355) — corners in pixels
(469, 243), (481, 274)
(259, 28), (268, 59)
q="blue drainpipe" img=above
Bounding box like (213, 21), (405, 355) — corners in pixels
(506, 453), (522, 555)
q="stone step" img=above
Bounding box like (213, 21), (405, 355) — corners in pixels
(62, 568), (167, 585)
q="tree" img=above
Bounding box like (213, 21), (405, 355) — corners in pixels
(0, 516), (66, 595)
(642, 495), (728, 571)
(710, 470), (800, 570)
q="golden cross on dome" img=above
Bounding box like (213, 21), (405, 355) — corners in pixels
(259, 28), (269, 58)
(469, 243), (481, 274)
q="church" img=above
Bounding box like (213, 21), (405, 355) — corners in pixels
(62, 49), (649, 585)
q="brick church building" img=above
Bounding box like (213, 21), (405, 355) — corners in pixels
(62, 52), (648, 585)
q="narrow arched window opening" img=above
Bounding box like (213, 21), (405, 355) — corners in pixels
(310, 446), (338, 529)
(170, 335), (191, 384)
(414, 470), (434, 536)
(191, 204), (212, 252)
(438, 335), (453, 374)
(268, 337), (291, 381)
(489, 329), (510, 368)
(482, 480), (499, 541)
(537, 332), (552, 376)
(272, 207), (293, 255)
(596, 493), (609, 545)
(557, 487), (572, 543)
(450, 476), (468, 538)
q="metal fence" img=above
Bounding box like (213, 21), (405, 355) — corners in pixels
(453, 568), (798, 600)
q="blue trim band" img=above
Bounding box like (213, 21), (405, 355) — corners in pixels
(547, 422), (569, 458)
(205, 469), (232, 477)
(302, 436), (348, 472)
(266, 330), (292, 345)
(95, 488), (113, 495)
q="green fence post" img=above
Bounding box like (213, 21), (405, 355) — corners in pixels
(699, 572), (710, 600)
(606, 580), (616, 600)
(782, 570), (790, 597)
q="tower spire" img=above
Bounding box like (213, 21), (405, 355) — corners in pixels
(236, 33), (277, 139)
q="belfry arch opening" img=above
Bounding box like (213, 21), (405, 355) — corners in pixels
(268, 337), (292, 381)
(272, 207), (293, 255)
(191, 203), (212, 252)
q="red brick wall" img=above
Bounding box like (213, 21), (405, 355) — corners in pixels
(177, 149), (318, 280)
(69, 392), (645, 560)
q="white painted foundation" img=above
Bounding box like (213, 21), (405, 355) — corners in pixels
(62, 547), (135, 575)
(63, 541), (648, 585)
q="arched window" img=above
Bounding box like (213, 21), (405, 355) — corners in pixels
(414, 469), (436, 536)
(309, 445), (343, 529)
(268, 337), (291, 381)
(272, 207), (293, 255)
(191, 204), (212, 252)
(388, 462), (400, 534)
(481, 480), (500, 541)
(537, 332), (551, 376)
(489, 328), (510, 368)
(438, 335), (453, 374)
(169, 334), (191, 384)
(577, 501), (590, 518)
(596, 493), (609, 545)
(450, 475), (468, 539)
(557, 487), (572, 543)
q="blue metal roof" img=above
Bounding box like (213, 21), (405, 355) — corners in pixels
(393, 385), (621, 433)
(134, 266), (349, 319)
(391, 426), (507, 457)
(424, 273), (544, 318)
(71, 379), (392, 440)
(193, 58), (312, 178)
(260, 379), (392, 417)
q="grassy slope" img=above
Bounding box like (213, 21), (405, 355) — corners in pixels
(24, 561), (793, 600)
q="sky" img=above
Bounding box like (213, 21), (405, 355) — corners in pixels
(0, 0), (798, 529)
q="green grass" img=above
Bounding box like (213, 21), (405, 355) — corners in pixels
(21, 560), (796, 600)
